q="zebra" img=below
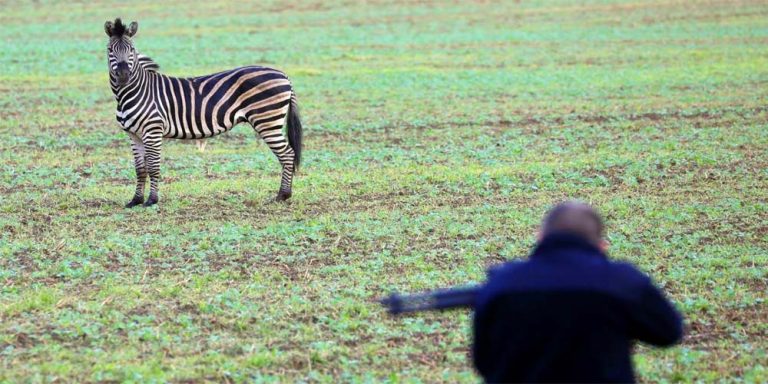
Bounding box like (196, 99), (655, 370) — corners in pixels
(104, 18), (303, 207)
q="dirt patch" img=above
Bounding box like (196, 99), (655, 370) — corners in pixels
(574, 105), (768, 125)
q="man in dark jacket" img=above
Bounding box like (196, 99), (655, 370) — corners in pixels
(472, 201), (683, 383)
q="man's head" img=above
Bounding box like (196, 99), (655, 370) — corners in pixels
(540, 201), (606, 249)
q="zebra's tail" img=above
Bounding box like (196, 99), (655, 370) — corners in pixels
(287, 91), (303, 170)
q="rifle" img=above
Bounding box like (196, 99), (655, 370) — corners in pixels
(379, 286), (481, 315)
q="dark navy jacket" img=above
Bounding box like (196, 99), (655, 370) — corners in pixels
(472, 233), (683, 383)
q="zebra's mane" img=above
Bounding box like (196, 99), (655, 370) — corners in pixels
(137, 54), (160, 72)
(112, 18), (128, 37)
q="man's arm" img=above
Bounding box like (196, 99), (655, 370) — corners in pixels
(472, 304), (492, 378)
(628, 279), (684, 347)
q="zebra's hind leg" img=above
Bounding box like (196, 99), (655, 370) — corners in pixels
(252, 118), (294, 202)
(126, 133), (147, 208)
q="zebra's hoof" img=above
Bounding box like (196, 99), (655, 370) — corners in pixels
(142, 197), (159, 207)
(125, 197), (144, 208)
(275, 191), (292, 202)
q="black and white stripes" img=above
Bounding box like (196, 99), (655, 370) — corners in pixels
(105, 18), (303, 207)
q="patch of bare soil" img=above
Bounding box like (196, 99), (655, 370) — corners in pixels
(686, 304), (767, 348)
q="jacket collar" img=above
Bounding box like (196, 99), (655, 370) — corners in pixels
(530, 232), (607, 261)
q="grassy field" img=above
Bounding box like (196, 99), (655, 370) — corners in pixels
(1, 0), (767, 382)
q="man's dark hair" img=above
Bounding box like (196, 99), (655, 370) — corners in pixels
(541, 201), (604, 245)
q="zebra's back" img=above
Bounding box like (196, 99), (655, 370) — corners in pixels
(153, 66), (293, 139)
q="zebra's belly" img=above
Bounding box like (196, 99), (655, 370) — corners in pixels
(163, 111), (248, 139)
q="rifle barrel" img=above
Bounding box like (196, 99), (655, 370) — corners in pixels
(380, 286), (481, 315)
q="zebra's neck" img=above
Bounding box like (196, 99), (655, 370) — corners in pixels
(137, 53), (160, 73)
(110, 56), (193, 131)
(112, 66), (155, 129)
(109, 52), (160, 96)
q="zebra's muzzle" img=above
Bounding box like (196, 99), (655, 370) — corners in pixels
(115, 62), (130, 85)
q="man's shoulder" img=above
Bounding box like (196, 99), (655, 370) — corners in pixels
(480, 257), (653, 301)
(488, 257), (646, 274)
(476, 260), (527, 303)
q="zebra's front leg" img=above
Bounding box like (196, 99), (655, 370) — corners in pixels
(125, 133), (147, 208)
(142, 129), (163, 207)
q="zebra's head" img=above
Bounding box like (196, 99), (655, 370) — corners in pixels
(104, 18), (139, 87)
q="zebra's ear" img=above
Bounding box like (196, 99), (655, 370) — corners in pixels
(127, 21), (139, 37)
(104, 21), (114, 37)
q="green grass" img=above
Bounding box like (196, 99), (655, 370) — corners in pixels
(1, 0), (767, 382)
